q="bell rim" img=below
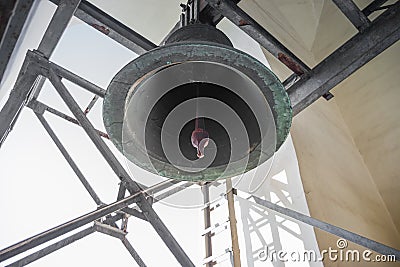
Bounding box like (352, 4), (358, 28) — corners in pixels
(103, 42), (292, 181)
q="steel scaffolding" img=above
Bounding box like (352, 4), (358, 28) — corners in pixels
(0, 0), (399, 266)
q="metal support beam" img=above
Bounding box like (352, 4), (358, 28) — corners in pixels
(49, 0), (157, 54)
(5, 227), (95, 267)
(0, 57), (38, 147)
(47, 70), (195, 267)
(362, 0), (390, 17)
(28, 99), (109, 139)
(34, 112), (103, 206)
(152, 182), (194, 204)
(29, 50), (106, 98)
(0, 0), (82, 146)
(122, 237), (147, 267)
(288, 3), (400, 115)
(94, 221), (126, 240)
(121, 207), (148, 221)
(0, 192), (141, 262)
(0, 0), (34, 84)
(37, 0), (80, 58)
(247, 194), (400, 261)
(332, 0), (371, 32)
(205, 0), (310, 76)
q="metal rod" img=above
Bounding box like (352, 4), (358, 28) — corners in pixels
(94, 221), (126, 240)
(0, 57), (38, 147)
(49, 0), (157, 54)
(247, 194), (400, 261)
(121, 207), (148, 221)
(117, 183), (126, 200)
(5, 227), (95, 267)
(202, 183), (213, 267)
(205, 0), (310, 76)
(47, 69), (195, 267)
(38, 0), (81, 58)
(332, 0), (371, 32)
(152, 182), (194, 204)
(84, 95), (99, 114)
(0, 0), (35, 84)
(28, 99), (109, 139)
(121, 237), (147, 267)
(35, 112), (103, 206)
(226, 178), (241, 266)
(29, 50), (106, 98)
(288, 3), (400, 115)
(0, 192), (141, 262)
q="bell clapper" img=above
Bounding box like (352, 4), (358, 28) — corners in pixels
(191, 86), (210, 158)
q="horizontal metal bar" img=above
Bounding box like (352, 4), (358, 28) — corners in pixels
(153, 182), (194, 204)
(247, 194), (400, 261)
(28, 99), (109, 139)
(362, 0), (390, 17)
(0, 0), (34, 84)
(38, 0), (80, 58)
(94, 221), (126, 240)
(49, 0), (157, 54)
(47, 69), (195, 267)
(0, 192), (141, 262)
(288, 3), (400, 115)
(121, 237), (147, 267)
(205, 0), (310, 76)
(35, 112), (103, 206)
(28, 50), (106, 97)
(332, 0), (371, 32)
(5, 227), (95, 267)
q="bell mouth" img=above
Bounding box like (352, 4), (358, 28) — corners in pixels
(103, 43), (291, 181)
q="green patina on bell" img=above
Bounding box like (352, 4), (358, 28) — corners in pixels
(102, 23), (292, 181)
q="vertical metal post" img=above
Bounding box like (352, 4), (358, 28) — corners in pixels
(226, 178), (241, 267)
(37, 0), (81, 58)
(202, 182), (212, 266)
(121, 238), (147, 267)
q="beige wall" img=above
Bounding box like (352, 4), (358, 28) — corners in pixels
(332, 42), (400, 234)
(291, 98), (400, 266)
(239, 0), (400, 264)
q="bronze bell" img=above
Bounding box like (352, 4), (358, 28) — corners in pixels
(102, 22), (292, 182)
